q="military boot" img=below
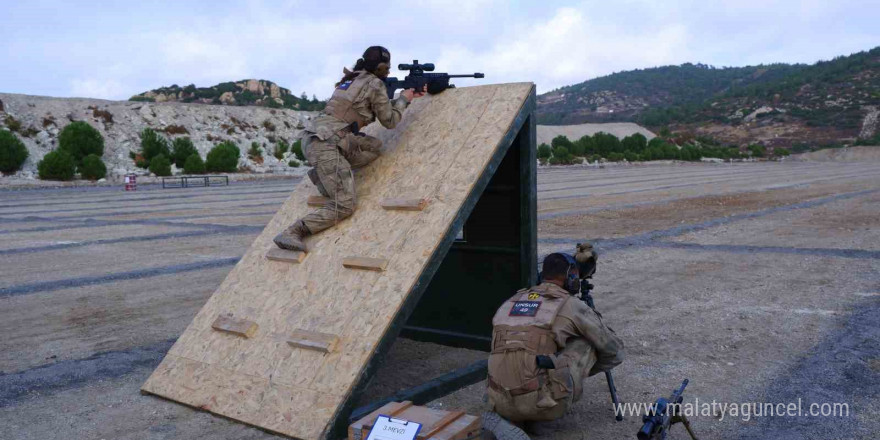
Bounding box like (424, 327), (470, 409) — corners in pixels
(308, 168), (330, 197)
(482, 412), (530, 440)
(273, 220), (311, 252)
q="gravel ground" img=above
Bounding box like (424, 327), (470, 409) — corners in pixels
(1, 161), (878, 440)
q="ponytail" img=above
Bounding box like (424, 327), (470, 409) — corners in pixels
(335, 58), (366, 87)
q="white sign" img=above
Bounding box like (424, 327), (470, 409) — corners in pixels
(365, 415), (422, 440)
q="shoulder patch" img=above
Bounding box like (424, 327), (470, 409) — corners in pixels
(509, 301), (542, 317)
(337, 81), (353, 91)
(527, 292), (540, 300)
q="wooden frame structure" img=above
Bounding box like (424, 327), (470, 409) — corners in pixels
(142, 83), (537, 440)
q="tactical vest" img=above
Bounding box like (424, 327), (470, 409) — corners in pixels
(323, 71), (374, 131)
(491, 286), (570, 357)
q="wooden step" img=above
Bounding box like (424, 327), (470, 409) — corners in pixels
(308, 195), (330, 207)
(211, 315), (258, 338)
(286, 329), (340, 353)
(266, 248), (307, 263)
(380, 198), (429, 211)
(342, 257), (388, 272)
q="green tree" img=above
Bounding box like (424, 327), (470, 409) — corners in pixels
(139, 128), (171, 165)
(78, 154), (107, 180)
(58, 121), (104, 164)
(621, 133), (648, 153)
(775, 148), (791, 157)
(0, 129), (29, 174)
(748, 144), (766, 157)
(537, 143), (552, 159)
(679, 144), (701, 161)
(38, 150), (76, 180)
(206, 141), (240, 172)
(593, 132), (622, 155)
(149, 154), (172, 176)
(551, 135), (574, 150)
(576, 135), (597, 156)
(183, 153), (206, 174)
(171, 137), (198, 168)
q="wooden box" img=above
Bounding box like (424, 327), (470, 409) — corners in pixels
(349, 401), (482, 440)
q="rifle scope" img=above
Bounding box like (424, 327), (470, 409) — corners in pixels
(398, 61), (435, 71)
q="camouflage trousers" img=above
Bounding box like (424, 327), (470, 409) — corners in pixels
(488, 339), (597, 422)
(299, 132), (382, 235)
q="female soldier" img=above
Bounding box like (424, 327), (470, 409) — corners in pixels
(274, 46), (426, 251)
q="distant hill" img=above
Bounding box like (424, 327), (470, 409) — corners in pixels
(131, 79), (325, 111)
(537, 46), (880, 148)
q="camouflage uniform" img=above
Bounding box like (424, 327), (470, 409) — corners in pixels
(487, 282), (624, 422)
(276, 71), (409, 250)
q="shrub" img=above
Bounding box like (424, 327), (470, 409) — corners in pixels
(262, 119), (276, 131)
(748, 144), (766, 158)
(91, 107), (113, 123)
(537, 143), (551, 159)
(551, 135), (574, 150)
(38, 150), (76, 180)
(593, 132), (622, 155)
(291, 139), (305, 161)
(621, 133), (648, 153)
(775, 148), (791, 157)
(4, 115), (22, 132)
(275, 139), (289, 160)
(248, 142), (263, 159)
(183, 153), (206, 174)
(0, 129), (29, 174)
(58, 121), (104, 164)
(205, 141), (240, 172)
(78, 154), (107, 180)
(171, 137), (198, 167)
(148, 154), (172, 176)
(139, 128), (171, 164)
(162, 124), (188, 135)
(288, 159), (300, 167)
(607, 152), (625, 162)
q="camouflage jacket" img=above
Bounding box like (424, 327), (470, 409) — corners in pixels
(307, 71), (409, 141)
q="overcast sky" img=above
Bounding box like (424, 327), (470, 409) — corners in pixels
(2, 0), (878, 101)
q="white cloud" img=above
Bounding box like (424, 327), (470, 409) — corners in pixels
(2, 1), (877, 100)
(436, 7), (690, 93)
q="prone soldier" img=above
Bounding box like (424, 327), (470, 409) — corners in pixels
(274, 46), (426, 251)
(486, 252), (624, 428)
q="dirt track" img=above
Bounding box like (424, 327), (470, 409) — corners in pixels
(1, 161), (878, 439)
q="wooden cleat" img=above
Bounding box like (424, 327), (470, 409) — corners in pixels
(380, 198), (429, 211)
(266, 248), (307, 263)
(211, 315), (258, 338)
(307, 195), (329, 207)
(286, 329), (340, 353)
(342, 257), (388, 272)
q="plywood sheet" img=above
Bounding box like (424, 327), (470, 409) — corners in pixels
(141, 83), (535, 439)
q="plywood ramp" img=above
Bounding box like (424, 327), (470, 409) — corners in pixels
(141, 83), (535, 440)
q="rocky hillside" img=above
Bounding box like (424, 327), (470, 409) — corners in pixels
(538, 46), (880, 148)
(131, 79), (325, 111)
(0, 92), (313, 182)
